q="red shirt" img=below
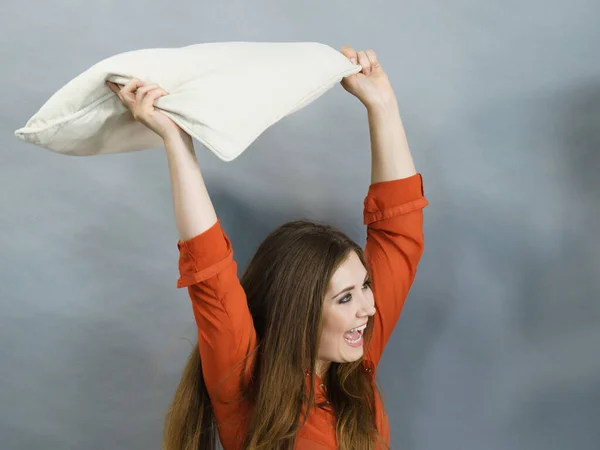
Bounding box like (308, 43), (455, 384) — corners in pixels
(176, 173), (428, 449)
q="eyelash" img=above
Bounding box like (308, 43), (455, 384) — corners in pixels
(338, 280), (372, 304)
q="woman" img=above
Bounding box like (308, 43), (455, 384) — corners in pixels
(107, 45), (428, 450)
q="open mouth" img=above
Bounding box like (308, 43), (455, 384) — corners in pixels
(344, 323), (367, 346)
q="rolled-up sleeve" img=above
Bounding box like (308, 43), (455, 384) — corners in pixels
(177, 220), (234, 288)
(363, 174), (428, 225)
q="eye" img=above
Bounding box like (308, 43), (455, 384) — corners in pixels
(338, 280), (371, 304)
(338, 294), (352, 304)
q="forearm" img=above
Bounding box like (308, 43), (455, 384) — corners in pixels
(163, 129), (218, 241)
(367, 99), (417, 184)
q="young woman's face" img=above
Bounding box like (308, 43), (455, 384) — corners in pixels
(318, 251), (376, 369)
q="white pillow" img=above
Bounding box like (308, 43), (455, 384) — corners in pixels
(15, 42), (361, 162)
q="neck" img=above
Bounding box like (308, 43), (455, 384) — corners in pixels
(315, 359), (331, 378)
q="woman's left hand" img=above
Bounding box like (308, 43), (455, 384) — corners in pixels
(340, 46), (397, 110)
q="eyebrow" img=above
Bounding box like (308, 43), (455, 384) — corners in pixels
(331, 272), (370, 300)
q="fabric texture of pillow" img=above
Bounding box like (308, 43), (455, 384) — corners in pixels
(15, 41), (362, 162)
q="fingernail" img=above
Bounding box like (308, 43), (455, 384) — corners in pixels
(350, 58), (357, 64)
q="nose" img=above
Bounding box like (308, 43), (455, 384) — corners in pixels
(363, 304), (376, 317)
(357, 294), (376, 318)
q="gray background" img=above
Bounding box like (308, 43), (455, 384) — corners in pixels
(1, 0), (599, 449)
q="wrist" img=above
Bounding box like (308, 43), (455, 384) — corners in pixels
(366, 95), (400, 118)
(366, 101), (402, 129)
(162, 126), (192, 146)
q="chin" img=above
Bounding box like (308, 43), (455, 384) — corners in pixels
(341, 348), (364, 363)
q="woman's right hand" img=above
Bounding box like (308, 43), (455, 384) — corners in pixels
(106, 79), (183, 141)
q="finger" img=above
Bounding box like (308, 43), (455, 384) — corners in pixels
(135, 84), (159, 104)
(120, 79), (146, 102)
(357, 50), (371, 75)
(340, 45), (358, 64)
(106, 81), (121, 95)
(141, 88), (168, 110)
(365, 49), (381, 71)
(105, 81), (132, 109)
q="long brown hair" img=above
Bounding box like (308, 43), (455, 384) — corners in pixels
(163, 220), (385, 450)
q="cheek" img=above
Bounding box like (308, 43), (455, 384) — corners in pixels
(321, 309), (352, 337)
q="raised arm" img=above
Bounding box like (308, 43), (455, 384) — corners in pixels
(363, 97), (428, 370)
(107, 80), (257, 413)
(339, 47), (428, 369)
(165, 124), (257, 442)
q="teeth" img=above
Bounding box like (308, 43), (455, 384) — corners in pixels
(350, 323), (367, 333)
